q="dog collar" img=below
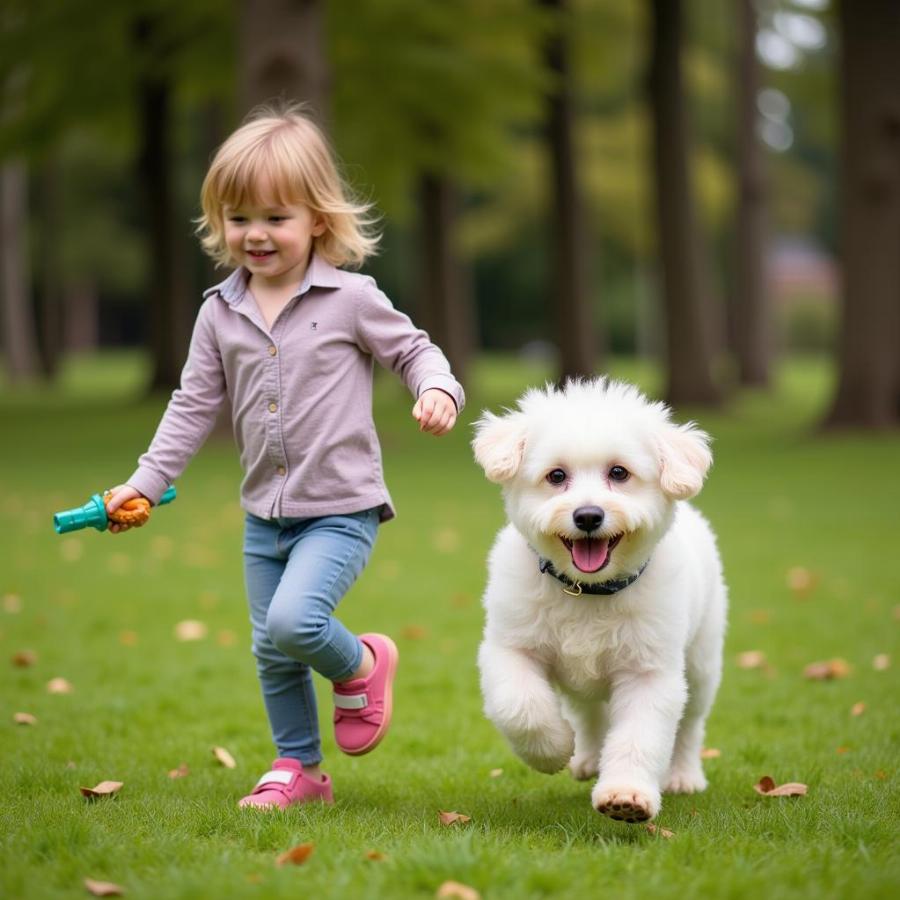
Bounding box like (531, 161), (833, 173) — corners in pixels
(537, 556), (649, 597)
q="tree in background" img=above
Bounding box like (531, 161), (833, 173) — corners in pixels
(825, 0), (900, 429)
(733, 0), (771, 387)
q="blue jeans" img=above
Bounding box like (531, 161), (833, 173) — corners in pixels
(243, 508), (380, 765)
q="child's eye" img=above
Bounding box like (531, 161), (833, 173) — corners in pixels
(227, 216), (246, 223)
(268, 216), (288, 223)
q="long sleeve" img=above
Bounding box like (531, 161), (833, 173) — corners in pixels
(127, 298), (227, 503)
(353, 279), (465, 412)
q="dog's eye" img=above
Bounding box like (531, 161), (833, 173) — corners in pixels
(546, 468), (567, 486)
(609, 465), (630, 482)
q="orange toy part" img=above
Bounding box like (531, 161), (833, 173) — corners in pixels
(103, 492), (152, 527)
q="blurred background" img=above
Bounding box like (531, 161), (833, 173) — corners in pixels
(0, 0), (897, 427)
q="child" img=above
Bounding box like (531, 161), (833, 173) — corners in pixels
(105, 104), (463, 809)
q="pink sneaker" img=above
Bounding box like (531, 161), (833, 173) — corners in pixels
(238, 758), (333, 809)
(332, 633), (399, 756)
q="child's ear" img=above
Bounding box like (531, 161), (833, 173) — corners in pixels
(656, 422), (712, 499)
(472, 412), (527, 483)
(312, 214), (327, 237)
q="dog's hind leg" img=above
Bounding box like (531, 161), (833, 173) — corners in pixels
(561, 694), (606, 781)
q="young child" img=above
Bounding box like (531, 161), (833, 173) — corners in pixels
(105, 104), (463, 809)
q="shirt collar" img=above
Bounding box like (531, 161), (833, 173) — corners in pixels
(203, 253), (343, 307)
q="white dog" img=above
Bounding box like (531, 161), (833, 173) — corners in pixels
(472, 378), (727, 823)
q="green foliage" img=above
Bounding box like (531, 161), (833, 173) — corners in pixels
(1, 354), (898, 899)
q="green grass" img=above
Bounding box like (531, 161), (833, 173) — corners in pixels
(1, 353), (898, 900)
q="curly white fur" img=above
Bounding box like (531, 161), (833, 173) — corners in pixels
(473, 378), (727, 823)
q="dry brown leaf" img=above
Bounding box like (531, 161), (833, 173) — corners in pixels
(753, 775), (807, 797)
(80, 781), (124, 799)
(786, 566), (818, 597)
(836, 746), (850, 754)
(803, 658), (851, 680)
(3, 593), (22, 613)
(700, 747), (721, 759)
(401, 624), (428, 640)
(276, 843), (315, 866)
(212, 746), (236, 768)
(645, 823), (675, 838)
(175, 620), (207, 642)
(118, 631), (138, 647)
(11, 649), (37, 667)
(47, 677), (73, 694)
(432, 528), (461, 553)
(872, 654), (890, 671)
(364, 850), (387, 861)
(84, 878), (125, 896)
(216, 630), (237, 647)
(489, 768), (504, 778)
(438, 811), (471, 826)
(737, 650), (766, 670)
(851, 701), (866, 717)
(168, 763), (190, 779)
(13, 712), (37, 725)
(436, 881), (481, 900)
(749, 609), (772, 625)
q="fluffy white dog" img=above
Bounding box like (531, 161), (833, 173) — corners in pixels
(472, 378), (727, 823)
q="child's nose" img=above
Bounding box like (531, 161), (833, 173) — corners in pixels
(247, 225), (267, 241)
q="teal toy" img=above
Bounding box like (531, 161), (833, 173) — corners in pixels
(53, 486), (177, 534)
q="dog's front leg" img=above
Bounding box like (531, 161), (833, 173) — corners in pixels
(591, 669), (687, 822)
(478, 639), (574, 774)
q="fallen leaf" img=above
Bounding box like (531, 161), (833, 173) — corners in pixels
(872, 654), (890, 671)
(118, 631), (138, 647)
(276, 843), (315, 866)
(175, 620), (207, 642)
(47, 677), (73, 694)
(364, 850), (387, 861)
(84, 878), (125, 896)
(450, 593), (472, 607)
(80, 781), (124, 799)
(216, 630), (237, 647)
(489, 768), (504, 778)
(432, 528), (461, 553)
(3, 593), (22, 613)
(873, 770), (888, 780)
(803, 658), (851, 680)
(748, 609), (772, 625)
(836, 746), (851, 754)
(700, 747), (721, 759)
(13, 712), (37, 725)
(168, 763), (190, 779)
(851, 702), (866, 716)
(753, 775), (807, 797)
(11, 649), (37, 667)
(401, 624), (428, 640)
(786, 566), (818, 597)
(438, 811), (471, 826)
(436, 881), (481, 900)
(645, 823), (675, 838)
(212, 746), (236, 768)
(737, 650), (766, 670)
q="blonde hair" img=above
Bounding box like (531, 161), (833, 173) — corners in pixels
(197, 103), (380, 269)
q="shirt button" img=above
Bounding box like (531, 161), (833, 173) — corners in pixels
(277, 466), (286, 476)
(268, 345), (277, 356)
(268, 402), (278, 413)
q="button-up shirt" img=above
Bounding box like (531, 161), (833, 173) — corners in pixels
(127, 254), (465, 521)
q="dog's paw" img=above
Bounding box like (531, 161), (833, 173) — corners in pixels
(592, 782), (660, 823)
(568, 752), (599, 781)
(510, 721), (575, 775)
(664, 765), (707, 794)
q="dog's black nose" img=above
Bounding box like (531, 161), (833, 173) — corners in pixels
(573, 506), (604, 532)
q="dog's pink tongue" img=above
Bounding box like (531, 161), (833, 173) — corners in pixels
(572, 537), (609, 573)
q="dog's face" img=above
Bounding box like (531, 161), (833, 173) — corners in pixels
(473, 379), (712, 584)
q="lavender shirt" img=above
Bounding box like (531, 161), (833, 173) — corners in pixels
(127, 254), (465, 522)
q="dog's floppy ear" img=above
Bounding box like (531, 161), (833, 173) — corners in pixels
(657, 422), (712, 499)
(472, 411), (527, 483)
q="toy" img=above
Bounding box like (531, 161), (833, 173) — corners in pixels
(53, 486), (177, 534)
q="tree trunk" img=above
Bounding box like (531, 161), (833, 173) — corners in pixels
(733, 0), (772, 387)
(825, 0), (900, 429)
(541, 0), (596, 382)
(417, 172), (473, 387)
(135, 16), (191, 391)
(239, 0), (329, 121)
(36, 157), (64, 379)
(648, 0), (721, 406)
(64, 279), (99, 353)
(0, 161), (39, 382)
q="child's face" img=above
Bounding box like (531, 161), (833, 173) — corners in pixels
(223, 198), (326, 287)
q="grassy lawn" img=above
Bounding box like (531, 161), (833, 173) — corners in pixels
(1, 353), (897, 899)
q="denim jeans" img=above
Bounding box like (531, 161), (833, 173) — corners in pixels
(243, 508), (380, 765)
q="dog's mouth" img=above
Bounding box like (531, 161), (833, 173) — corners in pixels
(560, 534), (623, 573)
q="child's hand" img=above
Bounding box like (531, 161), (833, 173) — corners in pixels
(105, 484), (145, 534)
(412, 389), (457, 436)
